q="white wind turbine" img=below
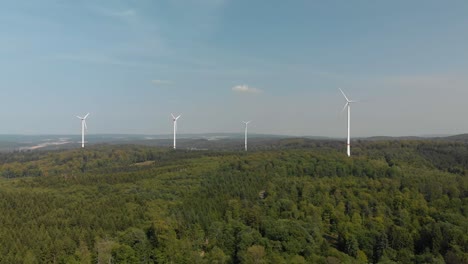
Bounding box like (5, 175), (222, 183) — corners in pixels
(243, 121), (251, 151)
(76, 113), (90, 148)
(171, 113), (181, 149)
(339, 89), (358, 157)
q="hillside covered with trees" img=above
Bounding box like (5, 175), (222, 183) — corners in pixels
(0, 140), (467, 263)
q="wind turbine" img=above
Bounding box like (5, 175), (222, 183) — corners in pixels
(76, 113), (90, 148)
(339, 89), (357, 157)
(171, 113), (181, 149)
(243, 121), (251, 151)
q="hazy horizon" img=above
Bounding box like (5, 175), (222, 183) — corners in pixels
(0, 132), (461, 139)
(1, 1), (468, 137)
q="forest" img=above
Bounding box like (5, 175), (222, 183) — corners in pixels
(0, 139), (467, 263)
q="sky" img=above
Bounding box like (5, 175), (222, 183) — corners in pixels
(1, 0), (468, 137)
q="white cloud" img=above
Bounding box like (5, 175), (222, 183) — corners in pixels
(112, 9), (136, 18)
(151, 79), (172, 85)
(232, 85), (262, 94)
(97, 8), (137, 19)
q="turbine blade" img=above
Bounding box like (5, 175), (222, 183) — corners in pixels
(76, 116), (82, 119)
(171, 113), (176, 119)
(84, 113), (90, 119)
(176, 115), (181, 120)
(339, 88), (350, 102)
(341, 102), (348, 113)
(84, 120), (88, 130)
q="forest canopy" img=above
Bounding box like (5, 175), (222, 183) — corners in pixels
(0, 140), (466, 263)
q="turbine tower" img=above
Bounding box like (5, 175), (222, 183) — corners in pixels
(339, 89), (357, 157)
(243, 121), (251, 151)
(171, 113), (181, 149)
(76, 113), (90, 148)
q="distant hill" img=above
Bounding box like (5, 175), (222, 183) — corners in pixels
(0, 133), (294, 152)
(362, 134), (468, 143)
(440, 133), (468, 142)
(0, 132), (467, 152)
(362, 136), (425, 141)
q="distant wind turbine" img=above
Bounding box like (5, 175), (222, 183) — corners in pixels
(243, 121), (251, 151)
(171, 113), (181, 149)
(339, 89), (358, 157)
(76, 113), (90, 148)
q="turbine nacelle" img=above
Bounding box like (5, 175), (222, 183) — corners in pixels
(76, 113), (90, 120)
(171, 113), (181, 121)
(339, 89), (358, 112)
(77, 113), (90, 130)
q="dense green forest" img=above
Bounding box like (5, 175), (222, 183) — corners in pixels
(0, 139), (467, 263)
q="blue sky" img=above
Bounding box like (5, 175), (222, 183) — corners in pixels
(1, 0), (468, 136)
